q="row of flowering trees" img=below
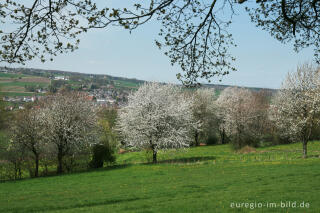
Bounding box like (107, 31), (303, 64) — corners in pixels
(116, 82), (270, 162)
(218, 63), (320, 157)
(2, 63), (318, 180)
(214, 63), (320, 158)
(118, 63), (320, 160)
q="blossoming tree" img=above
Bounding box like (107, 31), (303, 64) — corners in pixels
(118, 82), (197, 163)
(216, 87), (265, 149)
(191, 88), (216, 146)
(270, 63), (320, 158)
(10, 108), (45, 177)
(41, 92), (97, 173)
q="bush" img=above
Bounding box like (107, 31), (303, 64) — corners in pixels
(0, 161), (16, 181)
(89, 144), (116, 168)
(0, 159), (23, 181)
(90, 111), (119, 169)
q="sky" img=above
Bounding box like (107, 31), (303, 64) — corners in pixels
(3, 2), (315, 89)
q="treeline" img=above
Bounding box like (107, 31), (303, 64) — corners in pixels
(194, 63), (320, 159)
(1, 63), (319, 181)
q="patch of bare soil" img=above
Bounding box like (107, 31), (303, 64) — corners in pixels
(118, 148), (128, 154)
(18, 77), (50, 83)
(237, 146), (257, 154)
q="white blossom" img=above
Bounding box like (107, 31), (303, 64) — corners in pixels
(41, 92), (97, 172)
(216, 87), (262, 148)
(191, 88), (216, 145)
(270, 63), (320, 158)
(117, 82), (197, 163)
(9, 108), (46, 177)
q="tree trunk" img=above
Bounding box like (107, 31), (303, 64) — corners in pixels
(14, 161), (18, 180)
(152, 149), (157, 163)
(194, 131), (199, 146)
(57, 151), (63, 174)
(221, 128), (225, 144)
(302, 140), (308, 158)
(18, 166), (21, 179)
(35, 153), (39, 177)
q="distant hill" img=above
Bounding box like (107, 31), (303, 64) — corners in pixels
(0, 66), (276, 94)
(0, 66), (145, 87)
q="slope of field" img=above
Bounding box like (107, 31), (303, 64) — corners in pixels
(1, 67), (277, 94)
(0, 142), (319, 212)
(0, 73), (50, 96)
(113, 79), (142, 89)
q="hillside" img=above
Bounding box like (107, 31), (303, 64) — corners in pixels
(0, 66), (276, 94)
(0, 142), (319, 212)
(0, 67), (146, 108)
(0, 66), (277, 111)
(0, 67), (145, 91)
(0, 72), (49, 97)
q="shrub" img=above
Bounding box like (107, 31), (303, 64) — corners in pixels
(91, 107), (119, 168)
(0, 161), (16, 181)
(89, 143), (115, 168)
(89, 144), (106, 168)
(0, 159), (24, 181)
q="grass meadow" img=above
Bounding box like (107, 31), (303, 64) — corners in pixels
(0, 142), (319, 212)
(113, 79), (141, 89)
(0, 73), (27, 78)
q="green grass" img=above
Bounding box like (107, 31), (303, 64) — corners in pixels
(114, 79), (141, 89)
(0, 81), (48, 88)
(0, 142), (319, 212)
(0, 73), (26, 78)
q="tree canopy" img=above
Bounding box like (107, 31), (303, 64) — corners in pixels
(1, 0), (320, 85)
(270, 63), (320, 158)
(117, 82), (196, 163)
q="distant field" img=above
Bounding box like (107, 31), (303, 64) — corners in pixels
(114, 79), (141, 89)
(0, 74), (50, 95)
(0, 91), (36, 97)
(16, 77), (50, 83)
(0, 81), (49, 88)
(0, 73), (26, 78)
(0, 142), (319, 212)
